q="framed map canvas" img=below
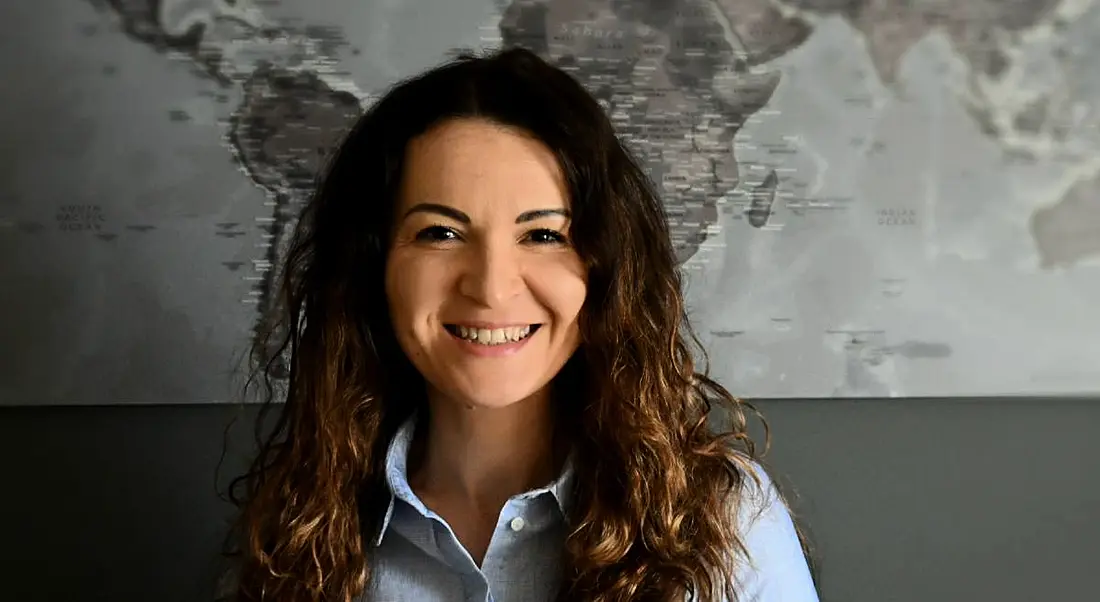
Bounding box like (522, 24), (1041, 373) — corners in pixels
(2, 0), (1098, 404)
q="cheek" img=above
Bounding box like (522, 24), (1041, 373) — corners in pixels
(530, 261), (587, 325)
(384, 255), (421, 327)
(386, 252), (453, 322)
(383, 256), (407, 319)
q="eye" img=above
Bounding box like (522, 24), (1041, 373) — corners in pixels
(524, 228), (567, 245)
(414, 225), (460, 243)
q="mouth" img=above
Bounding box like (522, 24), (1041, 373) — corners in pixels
(443, 323), (542, 346)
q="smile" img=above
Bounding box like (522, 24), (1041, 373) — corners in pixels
(443, 324), (541, 346)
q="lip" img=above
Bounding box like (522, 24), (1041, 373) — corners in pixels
(444, 324), (540, 357)
(444, 321), (536, 329)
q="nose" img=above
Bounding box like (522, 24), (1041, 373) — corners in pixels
(458, 240), (524, 307)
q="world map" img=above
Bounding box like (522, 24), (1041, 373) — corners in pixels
(1, 0), (1099, 404)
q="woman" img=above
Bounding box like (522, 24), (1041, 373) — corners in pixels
(223, 46), (819, 602)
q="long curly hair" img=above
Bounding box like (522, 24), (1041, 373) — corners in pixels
(223, 46), (815, 602)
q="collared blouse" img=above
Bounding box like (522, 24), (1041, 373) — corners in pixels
(361, 417), (819, 602)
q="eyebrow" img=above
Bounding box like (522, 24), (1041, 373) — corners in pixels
(402, 203), (570, 224)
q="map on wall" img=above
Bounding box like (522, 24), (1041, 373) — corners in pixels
(2, 0), (1099, 404)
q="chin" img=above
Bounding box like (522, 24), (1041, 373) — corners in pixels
(434, 378), (550, 411)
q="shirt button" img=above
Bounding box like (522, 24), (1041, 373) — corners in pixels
(509, 517), (525, 532)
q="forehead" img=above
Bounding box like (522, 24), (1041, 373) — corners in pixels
(397, 119), (569, 216)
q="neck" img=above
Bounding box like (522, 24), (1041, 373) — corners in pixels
(409, 387), (559, 514)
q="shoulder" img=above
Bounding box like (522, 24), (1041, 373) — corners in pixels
(728, 462), (819, 602)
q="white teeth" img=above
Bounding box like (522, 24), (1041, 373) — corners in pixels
(454, 324), (533, 345)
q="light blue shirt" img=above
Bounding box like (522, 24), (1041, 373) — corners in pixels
(361, 417), (819, 602)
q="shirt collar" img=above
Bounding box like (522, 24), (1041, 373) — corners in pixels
(373, 415), (576, 547)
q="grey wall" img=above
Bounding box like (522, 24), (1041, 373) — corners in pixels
(2, 399), (1097, 602)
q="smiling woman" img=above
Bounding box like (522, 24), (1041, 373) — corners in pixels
(386, 119), (586, 414)
(223, 47), (818, 602)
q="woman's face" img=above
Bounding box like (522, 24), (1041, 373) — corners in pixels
(385, 118), (586, 410)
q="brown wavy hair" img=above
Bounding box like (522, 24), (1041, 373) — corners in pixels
(223, 46), (815, 602)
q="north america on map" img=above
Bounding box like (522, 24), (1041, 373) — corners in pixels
(1, 0), (1098, 404)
